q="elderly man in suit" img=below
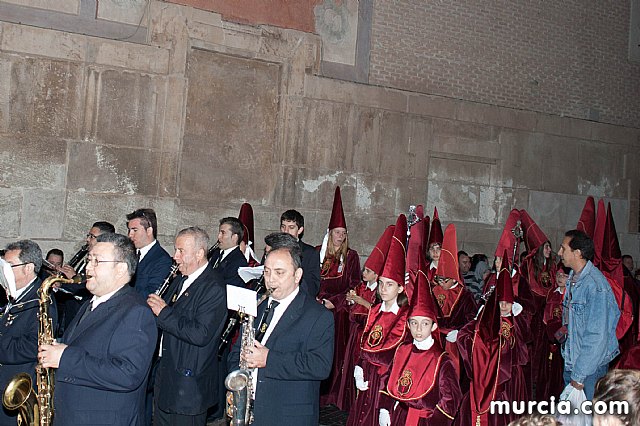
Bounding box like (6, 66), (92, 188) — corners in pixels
(127, 208), (173, 297)
(1, 240), (53, 426)
(40, 233), (157, 425)
(229, 233), (334, 426)
(147, 227), (227, 425)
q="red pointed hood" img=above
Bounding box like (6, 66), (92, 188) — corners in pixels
(410, 267), (438, 322)
(519, 210), (549, 253)
(593, 199), (606, 268)
(238, 202), (254, 246)
(497, 250), (514, 303)
(381, 214), (408, 284)
(436, 224), (460, 282)
(495, 209), (522, 258)
(601, 203), (624, 287)
(364, 225), (395, 277)
(328, 186), (347, 230)
(577, 196), (596, 238)
(427, 207), (443, 248)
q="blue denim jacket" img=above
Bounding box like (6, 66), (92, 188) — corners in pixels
(561, 260), (620, 383)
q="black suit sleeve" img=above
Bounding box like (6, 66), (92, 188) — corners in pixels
(157, 276), (227, 347)
(301, 243), (321, 298)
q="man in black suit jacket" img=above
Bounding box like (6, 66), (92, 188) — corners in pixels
(127, 208), (173, 297)
(209, 217), (248, 287)
(40, 233), (157, 426)
(280, 209), (321, 297)
(229, 234), (334, 426)
(1, 240), (54, 426)
(147, 227), (227, 425)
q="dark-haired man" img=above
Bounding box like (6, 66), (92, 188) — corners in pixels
(40, 233), (157, 425)
(558, 229), (620, 400)
(127, 208), (173, 297)
(280, 210), (320, 297)
(209, 217), (248, 288)
(229, 233), (334, 426)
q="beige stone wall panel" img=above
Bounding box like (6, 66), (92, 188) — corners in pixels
(180, 49), (279, 202)
(298, 99), (350, 170)
(457, 102), (538, 133)
(0, 134), (67, 188)
(428, 153), (494, 187)
(66, 143), (161, 196)
(20, 188), (65, 238)
(4, 56), (83, 138)
(576, 141), (627, 199)
(406, 117), (432, 181)
(0, 187), (21, 237)
(348, 107), (381, 175)
(90, 69), (164, 149)
(407, 94), (458, 120)
(496, 130), (545, 190)
(97, 0), (148, 26)
(1, 0), (79, 14)
(0, 23), (85, 62)
(378, 111), (412, 177)
(427, 180), (480, 223)
(537, 134), (580, 194)
(86, 40), (169, 75)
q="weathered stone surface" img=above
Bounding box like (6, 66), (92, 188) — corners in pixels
(87, 39), (170, 74)
(379, 111), (412, 177)
(456, 102), (537, 132)
(1, 23), (85, 61)
(496, 130), (544, 190)
(427, 181), (480, 223)
(407, 117), (432, 180)
(180, 49), (280, 202)
(539, 135), (580, 194)
(576, 141), (627, 199)
(97, 0), (148, 26)
(0, 134), (67, 189)
(590, 121), (640, 146)
(3, 56), (82, 138)
(527, 191), (567, 230)
(347, 107), (381, 174)
(408, 94), (458, 120)
(87, 69), (165, 149)
(479, 186), (525, 226)
(0, 188), (21, 238)
(2, 0), (78, 14)
(67, 143), (161, 196)
(429, 154), (494, 186)
(20, 189), (65, 238)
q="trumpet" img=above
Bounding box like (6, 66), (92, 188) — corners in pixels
(154, 263), (180, 298)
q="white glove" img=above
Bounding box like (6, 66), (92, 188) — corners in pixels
(379, 408), (391, 426)
(446, 330), (459, 342)
(354, 365), (369, 391)
(512, 302), (523, 317)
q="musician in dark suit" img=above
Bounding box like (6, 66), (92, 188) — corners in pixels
(1, 240), (52, 426)
(280, 209), (321, 297)
(229, 234), (334, 426)
(147, 227), (227, 425)
(127, 208), (173, 297)
(209, 217), (248, 287)
(40, 233), (157, 426)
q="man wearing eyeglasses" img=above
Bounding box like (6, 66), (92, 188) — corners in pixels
(39, 232), (157, 425)
(55, 221), (116, 336)
(0, 240), (55, 425)
(127, 208), (173, 297)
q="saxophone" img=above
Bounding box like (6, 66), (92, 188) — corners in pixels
(225, 313), (256, 426)
(3, 275), (83, 426)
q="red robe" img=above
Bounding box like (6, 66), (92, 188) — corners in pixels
(538, 287), (565, 400)
(347, 303), (409, 426)
(317, 248), (361, 409)
(431, 283), (477, 386)
(380, 341), (462, 425)
(338, 281), (379, 411)
(455, 313), (530, 426)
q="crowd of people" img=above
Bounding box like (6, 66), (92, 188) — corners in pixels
(1, 189), (640, 426)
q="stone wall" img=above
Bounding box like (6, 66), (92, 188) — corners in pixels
(0, 0), (639, 267)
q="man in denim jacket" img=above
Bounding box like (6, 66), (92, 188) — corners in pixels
(558, 229), (620, 400)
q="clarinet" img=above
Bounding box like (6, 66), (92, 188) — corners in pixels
(155, 263), (180, 297)
(207, 242), (220, 261)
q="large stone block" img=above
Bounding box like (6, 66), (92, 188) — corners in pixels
(497, 130), (544, 190)
(427, 181), (480, 223)
(0, 134), (67, 189)
(0, 188), (21, 238)
(67, 143), (162, 196)
(479, 186), (524, 226)
(20, 189), (65, 239)
(428, 154), (494, 186)
(2, 0), (79, 14)
(97, 0), (148, 26)
(527, 191), (566, 230)
(576, 140), (626, 198)
(456, 102), (537, 132)
(4, 56), (82, 138)
(87, 39), (169, 74)
(1, 23), (85, 61)
(408, 94), (458, 120)
(407, 117), (433, 180)
(88, 69), (165, 149)
(379, 111), (412, 177)
(539, 135), (579, 194)
(349, 107), (381, 174)
(353, 174), (399, 216)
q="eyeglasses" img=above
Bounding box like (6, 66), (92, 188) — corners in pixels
(86, 233), (99, 239)
(85, 257), (123, 267)
(10, 262), (29, 268)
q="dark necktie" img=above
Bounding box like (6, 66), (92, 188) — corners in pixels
(78, 300), (94, 324)
(137, 250), (141, 262)
(213, 251), (223, 268)
(255, 300), (280, 342)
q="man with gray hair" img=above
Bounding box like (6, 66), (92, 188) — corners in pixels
(1, 240), (52, 425)
(39, 233), (157, 425)
(147, 227), (227, 425)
